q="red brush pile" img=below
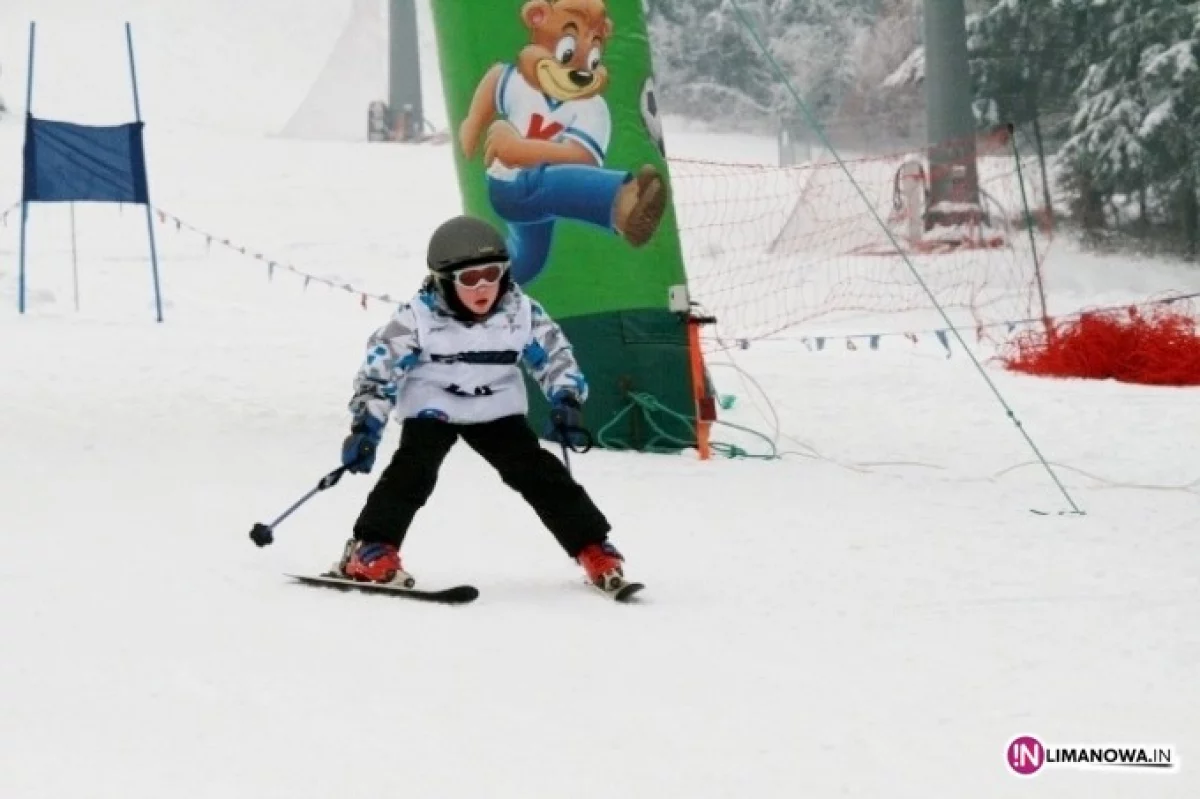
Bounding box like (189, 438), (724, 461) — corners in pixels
(1000, 302), (1200, 386)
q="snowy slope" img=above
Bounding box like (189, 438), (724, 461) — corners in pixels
(2, 2), (1199, 798)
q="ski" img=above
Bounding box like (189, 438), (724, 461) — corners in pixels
(287, 572), (640, 604)
(286, 572), (479, 605)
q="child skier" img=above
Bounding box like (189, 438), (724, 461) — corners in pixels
(333, 214), (628, 591)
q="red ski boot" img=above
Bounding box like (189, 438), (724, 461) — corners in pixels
(337, 539), (414, 587)
(577, 542), (626, 591)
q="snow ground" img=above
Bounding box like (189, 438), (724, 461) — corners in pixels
(1, 2), (1198, 797)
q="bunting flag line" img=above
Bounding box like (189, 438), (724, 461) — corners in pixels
(706, 292), (1200, 357)
(0, 198), (392, 310)
(151, 206), (399, 310)
(12, 199), (1200, 346)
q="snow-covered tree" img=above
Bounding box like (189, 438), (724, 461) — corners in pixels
(962, 0), (1199, 250)
(967, 0), (1104, 220)
(645, 0), (874, 127)
(838, 0), (924, 141)
(1060, 0), (1200, 247)
(967, 0), (1090, 132)
(1136, 4), (1200, 249)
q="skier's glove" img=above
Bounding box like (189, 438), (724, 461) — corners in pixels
(546, 392), (591, 451)
(342, 414), (384, 474)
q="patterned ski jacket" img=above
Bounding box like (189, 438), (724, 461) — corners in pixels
(348, 283), (587, 426)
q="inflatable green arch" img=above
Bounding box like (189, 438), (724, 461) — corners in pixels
(429, 0), (703, 453)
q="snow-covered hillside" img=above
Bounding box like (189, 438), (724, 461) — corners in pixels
(1, 1), (1198, 798)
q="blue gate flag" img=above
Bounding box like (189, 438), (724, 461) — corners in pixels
(22, 116), (149, 204)
(18, 21), (164, 322)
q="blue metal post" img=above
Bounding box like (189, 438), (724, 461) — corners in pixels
(18, 22), (36, 315)
(125, 22), (164, 323)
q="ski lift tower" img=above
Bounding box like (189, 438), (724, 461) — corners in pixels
(372, 0), (424, 142)
(923, 0), (982, 230)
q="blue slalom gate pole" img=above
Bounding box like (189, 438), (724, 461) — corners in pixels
(18, 22), (36, 315)
(125, 22), (164, 323)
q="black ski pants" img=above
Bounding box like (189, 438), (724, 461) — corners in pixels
(353, 415), (610, 558)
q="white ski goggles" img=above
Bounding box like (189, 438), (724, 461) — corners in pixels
(447, 261), (509, 288)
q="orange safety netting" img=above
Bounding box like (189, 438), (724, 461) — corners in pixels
(1000, 304), (1200, 386)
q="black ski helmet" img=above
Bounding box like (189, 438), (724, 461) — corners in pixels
(425, 215), (512, 319)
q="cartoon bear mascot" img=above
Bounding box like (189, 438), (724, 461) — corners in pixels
(459, 0), (668, 286)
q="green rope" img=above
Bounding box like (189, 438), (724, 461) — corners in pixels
(595, 391), (778, 460)
(728, 0), (1084, 514)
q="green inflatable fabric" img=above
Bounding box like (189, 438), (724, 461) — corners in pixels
(429, 0), (697, 452)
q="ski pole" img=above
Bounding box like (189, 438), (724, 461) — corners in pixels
(559, 438), (572, 474)
(249, 465), (348, 547)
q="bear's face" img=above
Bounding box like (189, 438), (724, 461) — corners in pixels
(517, 0), (613, 103)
